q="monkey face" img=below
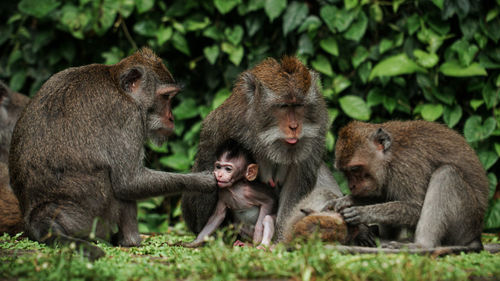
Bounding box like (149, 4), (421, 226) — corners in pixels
(343, 165), (378, 196)
(213, 155), (246, 188)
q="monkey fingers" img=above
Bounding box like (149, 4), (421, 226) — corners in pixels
(322, 195), (354, 212)
(341, 206), (366, 225)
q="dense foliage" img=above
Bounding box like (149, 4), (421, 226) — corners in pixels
(1, 0), (499, 231)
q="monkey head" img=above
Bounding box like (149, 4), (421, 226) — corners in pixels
(113, 48), (180, 145)
(214, 152), (258, 188)
(236, 57), (328, 165)
(334, 121), (392, 197)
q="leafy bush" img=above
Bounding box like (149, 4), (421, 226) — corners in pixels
(1, 0), (499, 230)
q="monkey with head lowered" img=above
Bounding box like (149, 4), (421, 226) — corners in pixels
(325, 120), (489, 253)
(181, 139), (277, 248)
(9, 48), (215, 260)
(0, 81), (29, 235)
(181, 57), (344, 242)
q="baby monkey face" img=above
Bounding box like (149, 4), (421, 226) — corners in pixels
(213, 154), (247, 188)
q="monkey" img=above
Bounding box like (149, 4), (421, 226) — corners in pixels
(181, 56), (344, 242)
(8, 48), (216, 260)
(180, 139), (277, 248)
(323, 120), (490, 253)
(0, 81), (29, 236)
(0, 80), (30, 163)
(0, 162), (23, 235)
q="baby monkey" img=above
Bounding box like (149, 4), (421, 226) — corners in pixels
(182, 139), (277, 248)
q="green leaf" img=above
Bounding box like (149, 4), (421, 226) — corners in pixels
(344, 0), (359, 10)
(320, 5), (355, 33)
(214, 0), (241, 14)
(172, 98), (199, 120)
(265, 0), (286, 22)
(212, 88), (231, 110)
(413, 49), (439, 68)
(470, 99), (484, 111)
(311, 55), (333, 77)
(320, 37), (339, 56)
(225, 25), (244, 45)
(298, 16), (322, 33)
(18, 0), (59, 18)
(443, 104), (462, 128)
(488, 173), (498, 200)
(282, 2), (308, 35)
(482, 82), (499, 109)
(369, 4), (383, 23)
(134, 20), (157, 37)
(328, 108), (340, 127)
(358, 61), (372, 84)
(333, 76), (351, 94)
(464, 115), (497, 142)
(339, 95), (371, 121)
(431, 0), (444, 9)
(9, 71), (26, 92)
(344, 10), (367, 42)
(184, 17), (211, 31)
(326, 131), (335, 152)
(484, 199), (500, 230)
(439, 61), (487, 77)
(379, 38), (394, 55)
(351, 46), (369, 69)
(366, 88), (384, 107)
(297, 34), (313, 56)
(159, 154), (191, 171)
(478, 150), (499, 170)
(369, 53), (427, 80)
(407, 13), (420, 35)
(383, 95), (397, 114)
(203, 45), (219, 65)
(495, 142), (500, 156)
(420, 103), (443, 121)
(221, 43), (244, 66)
(172, 32), (190, 55)
(417, 26), (444, 53)
(450, 40), (479, 66)
(203, 26), (224, 41)
(156, 26), (173, 45)
(136, 0), (155, 13)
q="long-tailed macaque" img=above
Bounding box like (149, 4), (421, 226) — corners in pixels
(0, 81), (29, 235)
(181, 57), (343, 241)
(325, 120), (489, 252)
(181, 139), (277, 248)
(9, 48), (215, 260)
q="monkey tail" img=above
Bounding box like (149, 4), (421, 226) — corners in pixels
(324, 244), (499, 257)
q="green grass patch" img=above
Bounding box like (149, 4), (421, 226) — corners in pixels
(1, 231), (499, 281)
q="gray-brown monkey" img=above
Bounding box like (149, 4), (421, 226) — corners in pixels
(181, 139), (277, 248)
(325, 120), (489, 252)
(9, 48), (215, 260)
(181, 57), (343, 241)
(0, 81), (29, 235)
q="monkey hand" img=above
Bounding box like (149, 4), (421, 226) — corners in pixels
(351, 224), (377, 247)
(252, 225), (264, 245)
(189, 171), (218, 193)
(322, 195), (354, 212)
(341, 206), (370, 225)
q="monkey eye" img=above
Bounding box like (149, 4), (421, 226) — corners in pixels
(225, 167), (232, 172)
(348, 165), (362, 172)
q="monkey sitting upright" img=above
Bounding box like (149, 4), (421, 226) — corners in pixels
(181, 139), (277, 249)
(325, 120), (489, 252)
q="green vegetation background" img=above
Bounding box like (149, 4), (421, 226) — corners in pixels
(1, 0), (500, 233)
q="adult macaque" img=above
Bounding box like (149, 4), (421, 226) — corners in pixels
(182, 139), (277, 248)
(9, 48), (215, 260)
(0, 81), (29, 235)
(0, 81), (30, 163)
(182, 57), (343, 241)
(0, 162), (23, 235)
(326, 120), (489, 252)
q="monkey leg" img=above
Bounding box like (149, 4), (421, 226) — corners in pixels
(113, 200), (141, 247)
(414, 165), (483, 249)
(259, 215), (275, 247)
(181, 192), (218, 234)
(27, 203), (107, 261)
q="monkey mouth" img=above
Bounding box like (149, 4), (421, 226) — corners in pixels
(284, 138), (298, 145)
(217, 181), (231, 188)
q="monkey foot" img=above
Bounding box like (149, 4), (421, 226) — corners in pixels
(233, 240), (247, 247)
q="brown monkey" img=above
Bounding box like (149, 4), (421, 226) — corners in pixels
(0, 81), (29, 236)
(181, 57), (343, 241)
(181, 139), (277, 248)
(9, 48), (216, 260)
(325, 120), (489, 251)
(0, 162), (23, 235)
(0, 81), (30, 163)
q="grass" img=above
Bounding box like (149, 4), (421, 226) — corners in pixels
(1, 230), (499, 281)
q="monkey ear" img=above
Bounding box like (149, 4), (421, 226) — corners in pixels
(245, 163), (258, 181)
(240, 72), (259, 104)
(372, 128), (392, 152)
(120, 67), (144, 93)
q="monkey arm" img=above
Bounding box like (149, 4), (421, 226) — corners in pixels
(252, 197), (275, 245)
(114, 168), (216, 200)
(341, 201), (421, 226)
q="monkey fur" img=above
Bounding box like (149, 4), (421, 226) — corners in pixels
(9, 48), (215, 260)
(181, 56), (343, 241)
(326, 120), (489, 253)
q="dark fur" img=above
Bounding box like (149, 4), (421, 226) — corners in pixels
(181, 57), (342, 241)
(9, 48), (215, 260)
(331, 120), (489, 250)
